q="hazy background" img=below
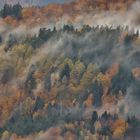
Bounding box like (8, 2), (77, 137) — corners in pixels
(0, 0), (73, 7)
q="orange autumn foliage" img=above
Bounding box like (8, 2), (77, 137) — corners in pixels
(112, 119), (128, 138)
(4, 16), (18, 27)
(84, 94), (94, 107)
(64, 131), (77, 140)
(106, 63), (119, 78)
(22, 7), (36, 19)
(0, 85), (23, 127)
(2, 0), (135, 27)
(132, 67), (140, 78)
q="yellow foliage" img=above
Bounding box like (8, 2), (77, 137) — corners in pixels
(70, 60), (85, 86)
(1, 131), (10, 140)
(95, 72), (110, 87)
(81, 63), (99, 87)
(59, 58), (74, 71)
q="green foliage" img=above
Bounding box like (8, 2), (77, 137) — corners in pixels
(129, 79), (140, 100)
(81, 25), (92, 32)
(12, 3), (22, 19)
(4, 34), (17, 52)
(63, 24), (74, 32)
(109, 64), (134, 95)
(60, 63), (70, 81)
(92, 80), (103, 107)
(92, 111), (98, 124)
(0, 65), (14, 85)
(1, 4), (12, 18)
(81, 63), (99, 87)
(0, 3), (22, 19)
(24, 28), (55, 48)
(24, 35), (43, 49)
(70, 60), (85, 86)
(127, 116), (140, 128)
(44, 71), (51, 92)
(33, 97), (45, 111)
(0, 35), (2, 43)
(25, 65), (37, 94)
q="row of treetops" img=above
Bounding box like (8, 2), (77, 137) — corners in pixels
(0, 0), (136, 26)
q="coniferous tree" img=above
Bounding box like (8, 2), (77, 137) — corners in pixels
(1, 3), (22, 19)
(12, 3), (22, 19)
(92, 111), (98, 124)
(93, 80), (103, 107)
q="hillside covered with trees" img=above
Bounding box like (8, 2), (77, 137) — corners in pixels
(0, 0), (140, 140)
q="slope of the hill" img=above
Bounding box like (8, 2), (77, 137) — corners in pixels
(0, 25), (140, 140)
(0, 1), (140, 140)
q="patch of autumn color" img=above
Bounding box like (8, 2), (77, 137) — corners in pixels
(22, 8), (36, 19)
(84, 94), (94, 107)
(0, 96), (17, 126)
(22, 7), (44, 26)
(95, 73), (110, 87)
(94, 73), (111, 96)
(64, 131), (77, 140)
(42, 4), (63, 17)
(49, 87), (58, 98)
(3, 0), (135, 27)
(102, 95), (116, 105)
(112, 3), (127, 11)
(112, 119), (128, 139)
(34, 71), (45, 80)
(65, 123), (75, 130)
(132, 67), (140, 78)
(69, 83), (83, 95)
(0, 85), (23, 127)
(106, 63), (119, 78)
(33, 90), (48, 103)
(4, 16), (18, 27)
(12, 127), (63, 140)
(43, 127), (62, 140)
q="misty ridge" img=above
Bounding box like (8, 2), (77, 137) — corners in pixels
(0, 0), (140, 31)
(0, 0), (140, 140)
(0, 24), (140, 139)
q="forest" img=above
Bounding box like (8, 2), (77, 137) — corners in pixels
(0, 0), (140, 140)
(0, 24), (139, 140)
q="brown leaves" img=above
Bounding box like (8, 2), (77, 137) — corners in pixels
(2, 0), (136, 27)
(112, 119), (128, 139)
(4, 16), (18, 27)
(132, 67), (140, 78)
(84, 94), (94, 108)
